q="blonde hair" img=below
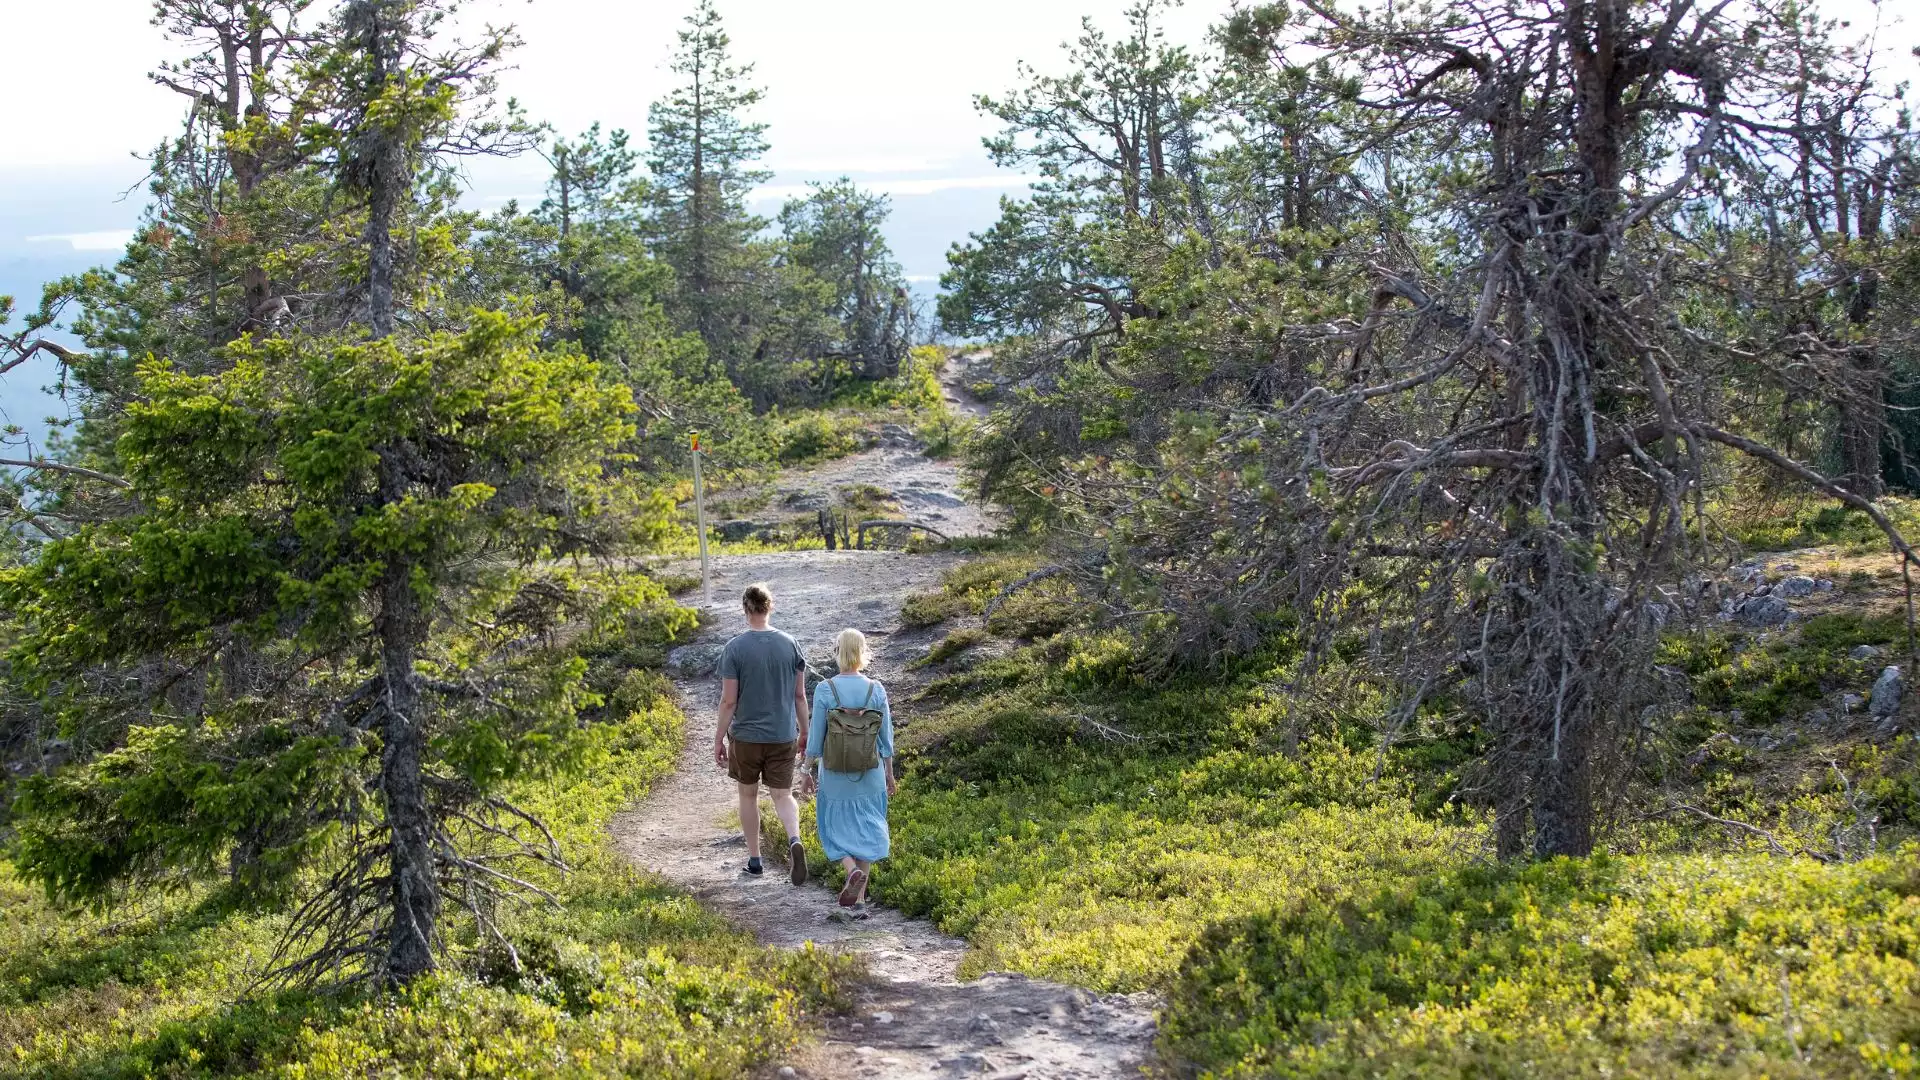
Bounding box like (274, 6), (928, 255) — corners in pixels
(834, 628), (870, 673)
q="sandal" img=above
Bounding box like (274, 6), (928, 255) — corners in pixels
(839, 868), (868, 907)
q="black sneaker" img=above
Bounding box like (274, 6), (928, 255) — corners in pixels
(746, 856), (764, 876)
(789, 840), (809, 886)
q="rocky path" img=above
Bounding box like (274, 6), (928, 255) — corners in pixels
(610, 365), (1158, 1078)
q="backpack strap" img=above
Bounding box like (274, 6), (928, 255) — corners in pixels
(822, 678), (841, 711)
(858, 678), (878, 711)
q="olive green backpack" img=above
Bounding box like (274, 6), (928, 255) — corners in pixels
(820, 678), (884, 777)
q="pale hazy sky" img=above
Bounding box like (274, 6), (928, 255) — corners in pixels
(6, 0), (1913, 249)
(3, 0), (1230, 290)
(9, 0), (1218, 170)
(2, 0), (1910, 438)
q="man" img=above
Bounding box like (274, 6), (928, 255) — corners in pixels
(714, 582), (810, 882)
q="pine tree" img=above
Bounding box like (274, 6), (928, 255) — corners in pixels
(779, 180), (912, 380)
(645, 0), (770, 385)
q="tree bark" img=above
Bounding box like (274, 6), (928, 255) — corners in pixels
(1531, 707), (1594, 858)
(347, 0), (435, 982)
(348, 0), (404, 339)
(377, 446), (438, 983)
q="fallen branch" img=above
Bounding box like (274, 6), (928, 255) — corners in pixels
(1659, 803), (1833, 862)
(854, 518), (950, 549)
(1065, 711), (1141, 743)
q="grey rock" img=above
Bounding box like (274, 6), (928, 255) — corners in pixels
(777, 1068), (797, 1079)
(717, 519), (761, 542)
(900, 488), (968, 508)
(1751, 583), (1773, 597)
(1774, 575), (1817, 598)
(1842, 692), (1866, 713)
(667, 643), (725, 677)
(1851, 645), (1884, 662)
(1735, 594), (1792, 627)
(1777, 562), (1800, 572)
(1871, 665), (1904, 718)
(1816, 579), (1836, 592)
(1804, 708), (1833, 728)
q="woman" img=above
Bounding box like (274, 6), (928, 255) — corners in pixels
(803, 628), (896, 911)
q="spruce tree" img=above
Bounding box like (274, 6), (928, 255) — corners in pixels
(4, 0), (645, 989)
(645, 0), (770, 387)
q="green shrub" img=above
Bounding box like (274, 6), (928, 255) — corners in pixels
(879, 619), (1920, 1079)
(825, 345), (946, 413)
(924, 627), (989, 665)
(835, 482), (901, 520)
(773, 411), (862, 465)
(0, 595), (855, 1079)
(902, 590), (969, 628)
(876, 636), (1454, 992)
(651, 571), (703, 595)
(984, 580), (1083, 640)
(1727, 498), (1920, 554)
(917, 411), (969, 460)
(1165, 853), (1920, 1079)
(900, 555), (1051, 631)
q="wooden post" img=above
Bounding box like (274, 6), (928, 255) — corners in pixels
(692, 433), (711, 603)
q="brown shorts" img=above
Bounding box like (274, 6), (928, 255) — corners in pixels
(728, 738), (797, 789)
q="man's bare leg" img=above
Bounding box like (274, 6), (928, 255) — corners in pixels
(738, 783), (762, 859)
(768, 786), (801, 842)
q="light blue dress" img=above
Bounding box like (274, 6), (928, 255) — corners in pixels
(807, 673), (895, 862)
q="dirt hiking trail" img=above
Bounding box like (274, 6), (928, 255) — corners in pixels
(610, 360), (1158, 1078)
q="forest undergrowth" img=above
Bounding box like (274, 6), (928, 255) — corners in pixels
(881, 541), (1920, 1078)
(0, 573), (856, 1079)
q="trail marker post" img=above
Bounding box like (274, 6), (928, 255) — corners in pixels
(691, 432), (712, 603)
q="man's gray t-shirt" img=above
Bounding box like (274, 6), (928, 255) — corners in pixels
(719, 629), (805, 743)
